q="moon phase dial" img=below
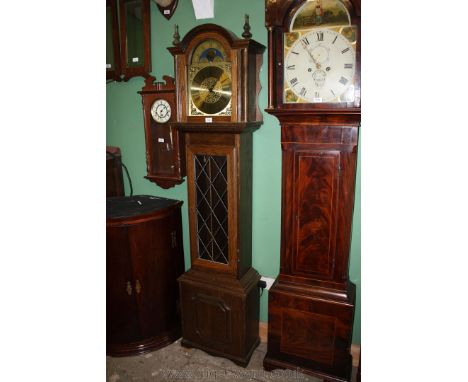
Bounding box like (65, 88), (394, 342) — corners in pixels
(189, 64), (232, 116)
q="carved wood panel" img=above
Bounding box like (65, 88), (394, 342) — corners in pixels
(192, 293), (232, 346)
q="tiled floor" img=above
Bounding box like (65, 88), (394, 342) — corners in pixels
(107, 339), (357, 382)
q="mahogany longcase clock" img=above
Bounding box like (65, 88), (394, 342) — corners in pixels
(263, 1), (360, 381)
(168, 23), (265, 366)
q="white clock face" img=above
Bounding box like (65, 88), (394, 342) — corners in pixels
(284, 28), (356, 103)
(150, 99), (172, 123)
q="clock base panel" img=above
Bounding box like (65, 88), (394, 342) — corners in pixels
(264, 279), (355, 382)
(178, 268), (261, 367)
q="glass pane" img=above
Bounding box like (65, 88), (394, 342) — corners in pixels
(125, 0), (145, 68)
(106, 6), (115, 70)
(194, 155), (229, 264)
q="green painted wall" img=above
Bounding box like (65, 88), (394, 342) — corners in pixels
(106, 0), (361, 344)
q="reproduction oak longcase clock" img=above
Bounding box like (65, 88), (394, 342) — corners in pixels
(263, 1), (360, 381)
(168, 22), (265, 366)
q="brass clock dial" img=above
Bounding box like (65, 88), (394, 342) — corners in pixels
(150, 99), (171, 123)
(189, 65), (232, 115)
(188, 39), (232, 116)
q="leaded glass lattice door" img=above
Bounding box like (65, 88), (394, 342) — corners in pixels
(186, 145), (236, 275)
(194, 154), (229, 264)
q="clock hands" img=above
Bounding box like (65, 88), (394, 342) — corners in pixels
(191, 86), (232, 97)
(158, 104), (168, 117)
(302, 42), (321, 69)
(301, 41), (330, 71)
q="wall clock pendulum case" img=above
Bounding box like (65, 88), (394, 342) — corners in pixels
(138, 75), (186, 189)
(263, 1), (360, 381)
(168, 18), (266, 367)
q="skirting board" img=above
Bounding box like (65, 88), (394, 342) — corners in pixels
(258, 321), (360, 367)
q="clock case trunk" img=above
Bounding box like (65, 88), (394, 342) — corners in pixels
(263, 1), (361, 381)
(177, 123), (262, 367)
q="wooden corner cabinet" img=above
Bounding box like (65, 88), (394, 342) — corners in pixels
(106, 195), (185, 356)
(168, 23), (266, 366)
(263, 1), (361, 381)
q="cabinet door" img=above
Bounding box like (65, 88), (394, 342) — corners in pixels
(291, 149), (341, 280)
(128, 213), (181, 338)
(107, 225), (140, 344)
(282, 143), (357, 284)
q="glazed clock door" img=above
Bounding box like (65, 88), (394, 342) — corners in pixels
(186, 144), (237, 276)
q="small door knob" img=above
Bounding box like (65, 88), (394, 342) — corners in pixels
(135, 280), (142, 294)
(126, 281), (132, 295)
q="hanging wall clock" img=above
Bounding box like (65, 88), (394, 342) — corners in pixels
(139, 75), (185, 188)
(263, 1), (360, 381)
(154, 0), (179, 20)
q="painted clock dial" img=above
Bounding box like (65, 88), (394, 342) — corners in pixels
(191, 39), (227, 63)
(284, 28), (356, 103)
(150, 99), (172, 123)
